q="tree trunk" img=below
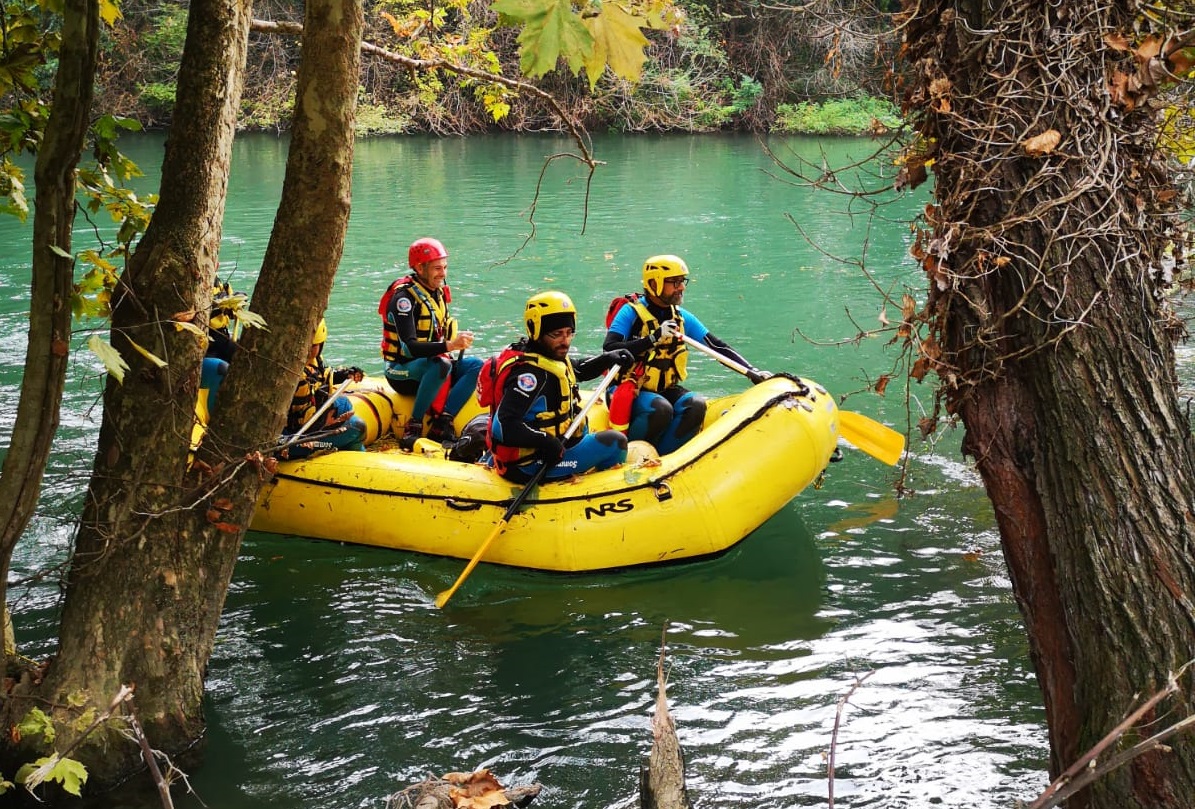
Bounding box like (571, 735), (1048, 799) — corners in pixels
(22, 0), (254, 785)
(16, 0), (364, 790)
(902, 3), (1195, 807)
(0, 0), (97, 647)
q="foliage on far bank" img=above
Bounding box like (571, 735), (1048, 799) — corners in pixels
(88, 0), (900, 135)
(773, 95), (902, 136)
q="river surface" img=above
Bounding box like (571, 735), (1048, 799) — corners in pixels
(0, 133), (1051, 808)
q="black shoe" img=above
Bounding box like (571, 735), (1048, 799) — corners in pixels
(426, 414), (457, 443)
(398, 422), (422, 451)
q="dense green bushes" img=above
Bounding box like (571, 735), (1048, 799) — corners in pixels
(774, 96), (903, 135)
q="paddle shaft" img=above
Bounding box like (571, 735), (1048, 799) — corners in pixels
(291, 378), (354, 441)
(681, 334), (905, 465)
(680, 333), (754, 376)
(434, 364), (621, 608)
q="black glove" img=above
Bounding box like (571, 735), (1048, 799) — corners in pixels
(531, 433), (564, 466)
(746, 368), (773, 385)
(604, 349), (635, 369)
(333, 366), (364, 383)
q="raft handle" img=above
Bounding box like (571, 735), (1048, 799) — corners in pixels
(445, 499), (483, 512)
(653, 482), (672, 502)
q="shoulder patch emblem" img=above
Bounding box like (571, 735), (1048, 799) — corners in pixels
(396, 296), (413, 313)
(516, 372), (537, 392)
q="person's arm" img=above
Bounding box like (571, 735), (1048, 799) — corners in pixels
(684, 311), (770, 382)
(574, 349), (634, 382)
(493, 365), (564, 461)
(389, 291), (449, 358)
(602, 306), (656, 356)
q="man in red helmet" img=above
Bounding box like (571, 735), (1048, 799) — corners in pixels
(379, 237), (483, 449)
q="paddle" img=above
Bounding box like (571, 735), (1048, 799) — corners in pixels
(434, 363), (622, 608)
(679, 333), (905, 465)
(291, 378), (354, 441)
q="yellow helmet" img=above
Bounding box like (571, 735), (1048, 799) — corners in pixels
(642, 255), (689, 296)
(524, 291), (577, 341)
(313, 318), (327, 345)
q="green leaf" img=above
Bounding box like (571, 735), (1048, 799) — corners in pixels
(582, 3), (650, 88)
(15, 755), (88, 797)
(88, 335), (128, 383)
(496, 0), (593, 77)
(52, 758), (87, 796)
(16, 708), (54, 744)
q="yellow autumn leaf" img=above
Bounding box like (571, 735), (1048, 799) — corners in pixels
(582, 2), (650, 89)
(99, 0), (122, 26)
(88, 335), (129, 383)
(126, 336), (168, 368)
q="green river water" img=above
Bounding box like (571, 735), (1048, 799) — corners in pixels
(0, 133), (1049, 808)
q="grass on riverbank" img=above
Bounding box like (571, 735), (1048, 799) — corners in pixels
(772, 96), (903, 136)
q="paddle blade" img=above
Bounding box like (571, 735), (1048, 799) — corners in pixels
(434, 518), (509, 608)
(838, 410), (905, 466)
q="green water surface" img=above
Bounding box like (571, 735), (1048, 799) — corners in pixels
(0, 132), (1046, 808)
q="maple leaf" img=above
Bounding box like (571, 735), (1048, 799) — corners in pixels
(494, 0), (593, 78)
(582, 3), (650, 89)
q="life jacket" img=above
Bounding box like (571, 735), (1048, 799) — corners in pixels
(488, 352), (580, 475)
(378, 275), (456, 362)
(606, 293), (687, 392)
(287, 354), (332, 433)
(476, 341), (527, 410)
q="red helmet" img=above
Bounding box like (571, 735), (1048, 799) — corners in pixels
(408, 238), (448, 269)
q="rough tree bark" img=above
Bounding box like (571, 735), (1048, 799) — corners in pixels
(7, 0), (364, 791)
(901, 2), (1195, 807)
(10, 0), (254, 785)
(0, 0), (97, 644)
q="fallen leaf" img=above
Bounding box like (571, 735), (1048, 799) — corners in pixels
(1022, 129), (1062, 156)
(1104, 31), (1131, 52)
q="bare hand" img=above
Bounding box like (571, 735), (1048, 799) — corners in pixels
(448, 330), (475, 352)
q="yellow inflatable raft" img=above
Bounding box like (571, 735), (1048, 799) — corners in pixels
(248, 375), (841, 572)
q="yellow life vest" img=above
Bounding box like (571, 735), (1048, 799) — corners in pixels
(491, 353), (580, 472)
(621, 300), (688, 392)
(380, 277), (458, 362)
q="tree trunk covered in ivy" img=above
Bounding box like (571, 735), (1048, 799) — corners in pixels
(901, 2), (1195, 807)
(0, 0), (97, 647)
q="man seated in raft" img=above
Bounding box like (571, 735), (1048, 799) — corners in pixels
(603, 254), (771, 453)
(487, 291), (633, 483)
(379, 237), (483, 450)
(280, 318), (367, 460)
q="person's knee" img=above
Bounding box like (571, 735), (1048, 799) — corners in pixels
(676, 396), (706, 436)
(595, 429), (628, 451)
(645, 398), (673, 437)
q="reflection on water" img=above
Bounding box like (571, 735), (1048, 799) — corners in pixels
(0, 133), (1055, 808)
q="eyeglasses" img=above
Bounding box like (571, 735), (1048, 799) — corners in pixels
(664, 277), (689, 287)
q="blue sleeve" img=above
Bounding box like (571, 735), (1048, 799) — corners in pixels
(680, 309), (708, 342)
(609, 303), (640, 338)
